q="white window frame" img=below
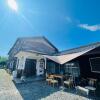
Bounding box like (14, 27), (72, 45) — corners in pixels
(65, 62), (80, 77)
(89, 57), (100, 73)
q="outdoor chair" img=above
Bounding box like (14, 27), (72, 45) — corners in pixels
(64, 78), (74, 88)
(46, 74), (54, 85)
(88, 78), (97, 87)
(50, 79), (58, 87)
(76, 86), (89, 96)
(46, 78), (52, 85)
(84, 78), (97, 95)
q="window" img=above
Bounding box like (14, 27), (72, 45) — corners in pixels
(64, 62), (80, 77)
(47, 62), (55, 74)
(89, 57), (100, 73)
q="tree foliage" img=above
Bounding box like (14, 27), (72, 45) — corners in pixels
(0, 56), (8, 66)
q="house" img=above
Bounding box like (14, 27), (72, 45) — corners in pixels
(8, 36), (58, 77)
(8, 36), (100, 81)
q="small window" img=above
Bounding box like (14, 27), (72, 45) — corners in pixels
(89, 57), (100, 73)
(47, 62), (55, 74)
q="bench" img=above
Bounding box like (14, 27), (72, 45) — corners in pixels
(76, 86), (89, 96)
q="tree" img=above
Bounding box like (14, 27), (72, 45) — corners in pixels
(0, 56), (8, 67)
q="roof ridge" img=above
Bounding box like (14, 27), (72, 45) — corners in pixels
(18, 36), (44, 39)
(59, 42), (100, 54)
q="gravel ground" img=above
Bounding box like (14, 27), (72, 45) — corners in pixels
(0, 69), (23, 100)
(0, 69), (96, 100)
(16, 81), (90, 100)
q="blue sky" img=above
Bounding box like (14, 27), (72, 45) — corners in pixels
(0, 0), (100, 56)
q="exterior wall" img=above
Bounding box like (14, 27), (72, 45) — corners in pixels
(17, 57), (26, 70)
(46, 53), (100, 81)
(77, 54), (100, 80)
(61, 61), (80, 77)
(7, 57), (17, 71)
(46, 59), (80, 77)
(46, 59), (60, 74)
(15, 51), (46, 77)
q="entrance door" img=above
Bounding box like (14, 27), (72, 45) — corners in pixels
(24, 59), (36, 77)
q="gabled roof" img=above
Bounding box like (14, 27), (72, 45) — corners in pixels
(8, 36), (58, 56)
(57, 42), (100, 55)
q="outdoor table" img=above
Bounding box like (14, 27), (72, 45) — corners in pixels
(54, 75), (64, 86)
(48, 75), (55, 79)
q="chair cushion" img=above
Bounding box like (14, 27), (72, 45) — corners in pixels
(64, 81), (70, 84)
(76, 86), (89, 95)
(51, 80), (58, 83)
(46, 79), (52, 81)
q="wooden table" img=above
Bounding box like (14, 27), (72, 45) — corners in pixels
(54, 75), (64, 86)
(54, 75), (64, 79)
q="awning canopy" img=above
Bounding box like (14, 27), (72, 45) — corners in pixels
(43, 47), (96, 64)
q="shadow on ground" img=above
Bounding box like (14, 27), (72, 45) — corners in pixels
(15, 80), (100, 100)
(15, 81), (59, 100)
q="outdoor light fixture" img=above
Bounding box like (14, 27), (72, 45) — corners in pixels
(7, 0), (18, 12)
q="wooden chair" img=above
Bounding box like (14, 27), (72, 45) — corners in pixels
(46, 78), (52, 85)
(50, 79), (58, 87)
(64, 77), (74, 88)
(88, 78), (97, 87)
(85, 78), (97, 95)
(46, 74), (54, 85)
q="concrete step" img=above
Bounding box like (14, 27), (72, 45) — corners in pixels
(13, 76), (45, 84)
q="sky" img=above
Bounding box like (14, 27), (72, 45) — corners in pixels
(0, 0), (100, 56)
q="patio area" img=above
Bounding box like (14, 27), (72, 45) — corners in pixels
(16, 81), (92, 100)
(12, 72), (100, 100)
(0, 69), (100, 100)
(45, 74), (100, 98)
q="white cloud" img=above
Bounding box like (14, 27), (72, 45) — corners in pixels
(78, 24), (100, 31)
